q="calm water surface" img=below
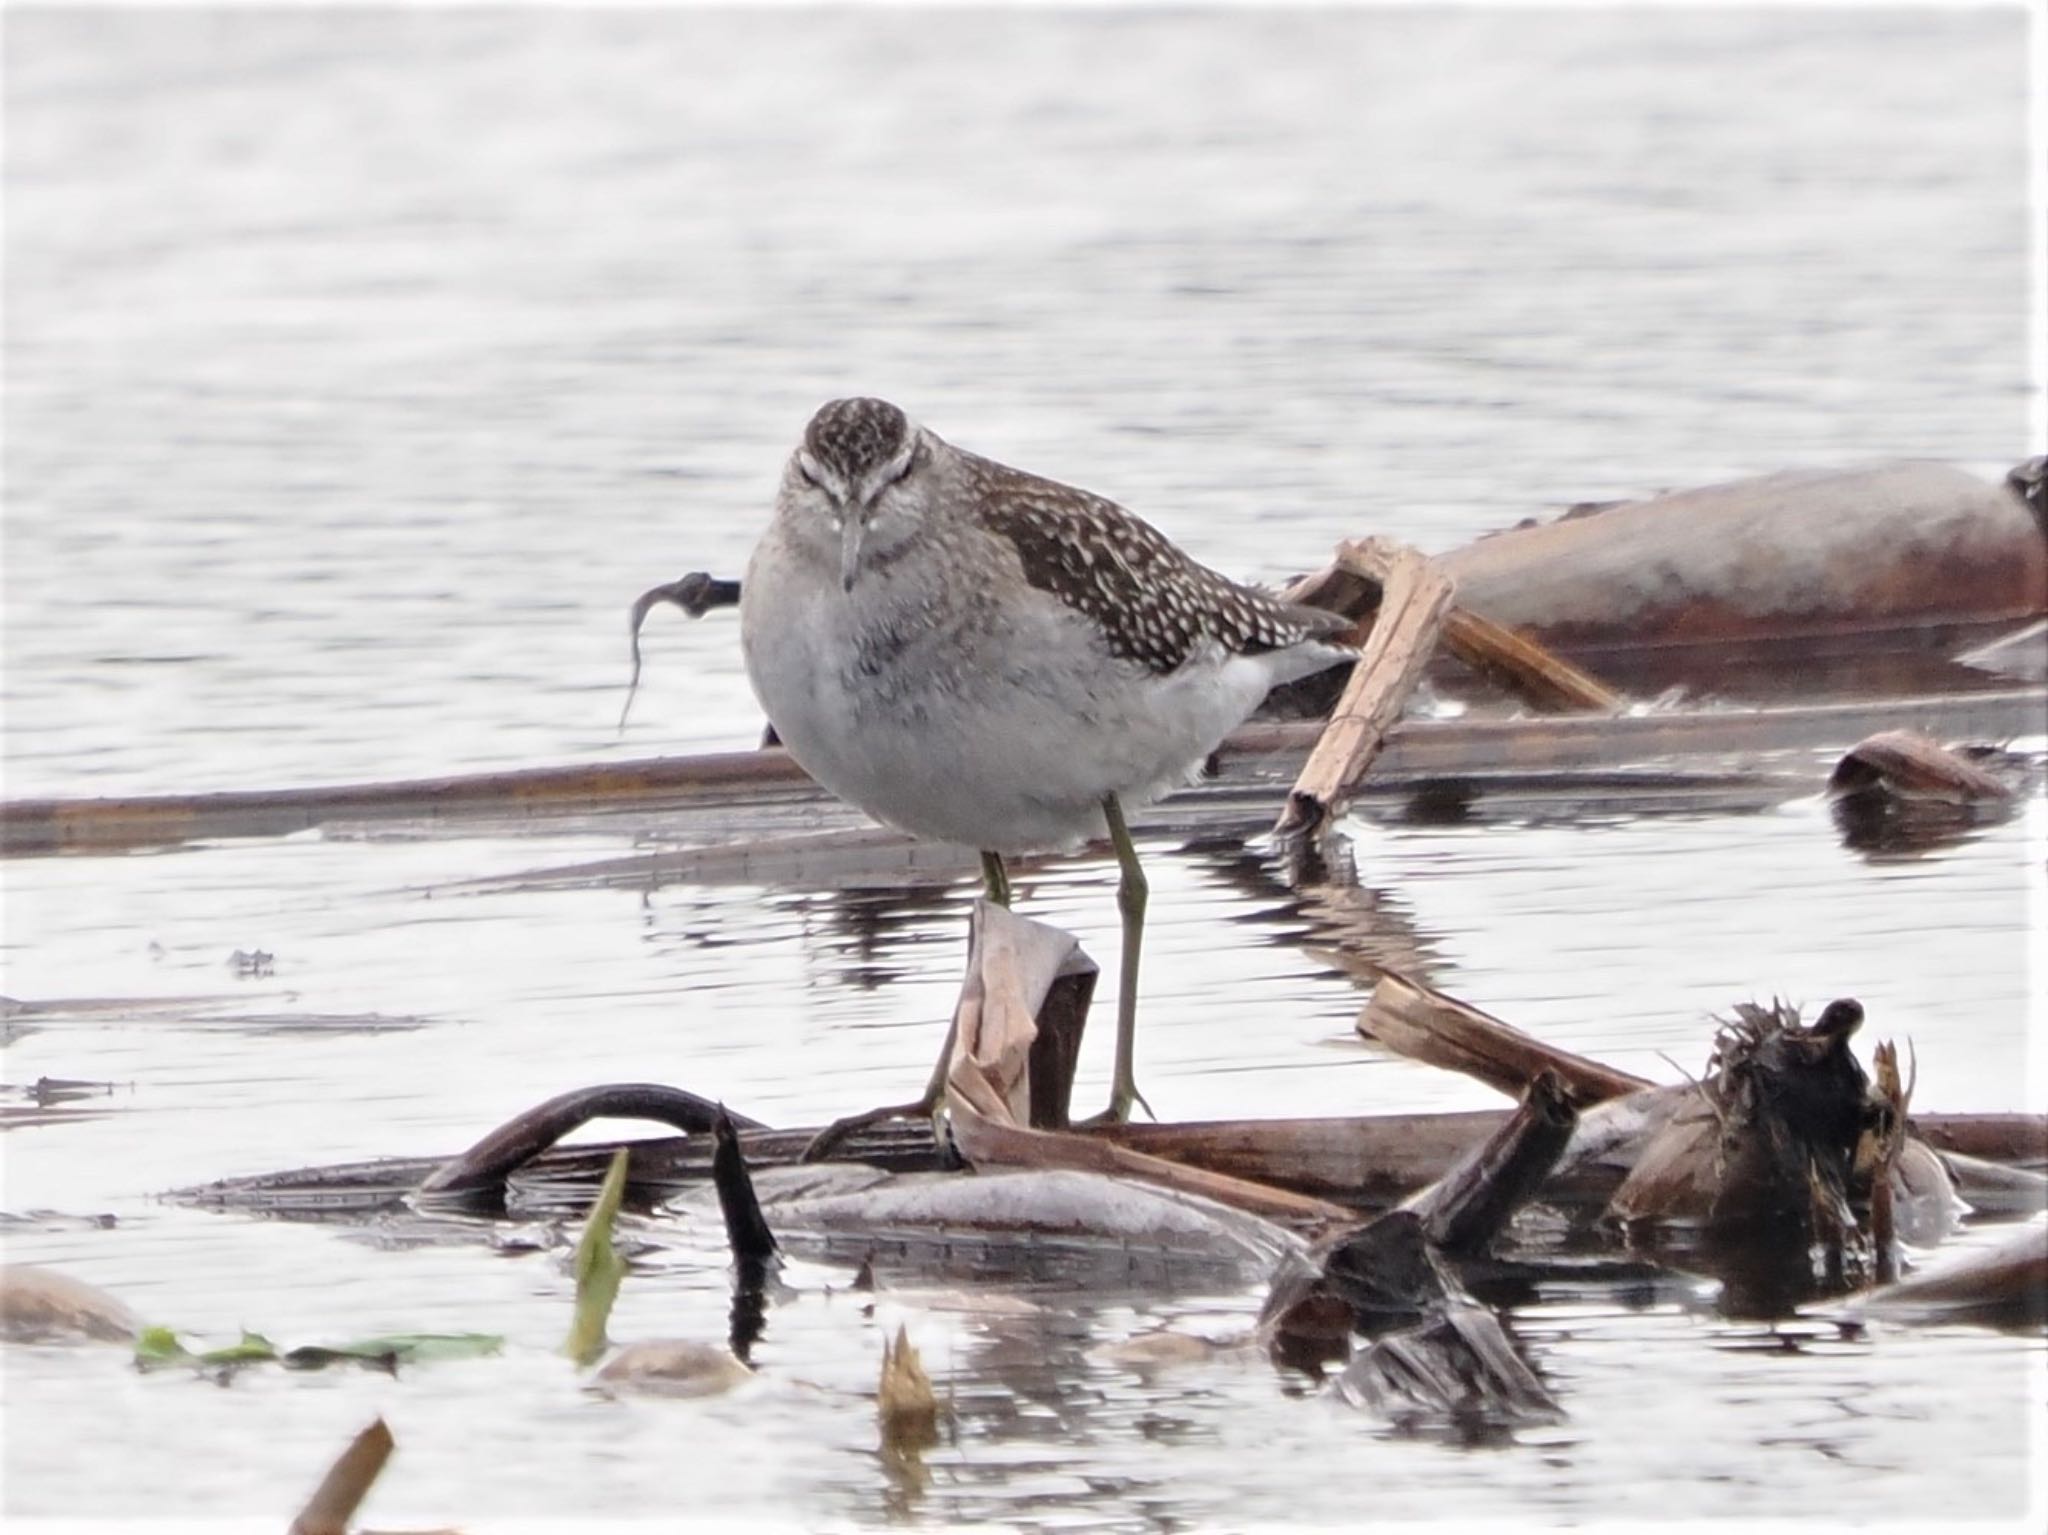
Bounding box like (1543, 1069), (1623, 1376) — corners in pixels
(3, 6), (2043, 1529)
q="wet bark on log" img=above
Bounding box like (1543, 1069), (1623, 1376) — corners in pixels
(1828, 729), (2015, 802)
(1437, 461), (2047, 654)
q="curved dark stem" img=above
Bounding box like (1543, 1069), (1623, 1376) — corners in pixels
(712, 1108), (780, 1268)
(620, 572), (744, 730)
(417, 1084), (768, 1201)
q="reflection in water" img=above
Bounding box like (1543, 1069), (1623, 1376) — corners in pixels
(1830, 789), (2013, 860)
(782, 880), (971, 994)
(1623, 1227), (1868, 1324)
(1184, 829), (1446, 994)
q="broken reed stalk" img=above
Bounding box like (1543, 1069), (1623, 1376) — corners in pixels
(1276, 539), (1454, 840)
(289, 1417), (395, 1535)
(1439, 605), (1624, 713)
(1405, 1070), (1580, 1253)
(1283, 541), (1623, 715)
(941, 903), (1356, 1228)
(1359, 970), (1649, 1105)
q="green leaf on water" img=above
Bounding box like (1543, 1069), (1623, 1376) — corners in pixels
(135, 1325), (500, 1376)
(283, 1333), (504, 1371)
(133, 1325), (193, 1370)
(197, 1330), (279, 1366)
(564, 1146), (633, 1368)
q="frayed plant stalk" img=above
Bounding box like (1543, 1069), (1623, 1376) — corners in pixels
(878, 1324), (939, 1453)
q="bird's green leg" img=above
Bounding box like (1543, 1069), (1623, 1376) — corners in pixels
(801, 848), (1010, 1161)
(980, 849), (1011, 908)
(1083, 793), (1153, 1125)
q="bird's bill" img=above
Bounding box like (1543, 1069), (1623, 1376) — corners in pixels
(839, 512), (866, 592)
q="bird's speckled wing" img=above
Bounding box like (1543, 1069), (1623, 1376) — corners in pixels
(962, 452), (1351, 675)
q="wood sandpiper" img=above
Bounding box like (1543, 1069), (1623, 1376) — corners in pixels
(740, 398), (1355, 1142)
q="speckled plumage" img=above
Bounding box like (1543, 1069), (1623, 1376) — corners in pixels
(741, 397), (1354, 854)
(962, 452), (1351, 675)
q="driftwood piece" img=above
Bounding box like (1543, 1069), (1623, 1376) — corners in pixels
(801, 898), (1096, 1160)
(0, 1265), (140, 1344)
(1101, 1111), (1525, 1206)
(7, 686), (2043, 857)
(942, 905), (1355, 1229)
(1264, 1203), (1565, 1425)
(1828, 729), (2015, 802)
(1285, 541), (1624, 714)
(1275, 539), (1453, 839)
(1358, 971), (1649, 1104)
(1404, 1071), (1579, 1254)
(1850, 1219), (2048, 1328)
(1437, 461), (2047, 655)
(711, 1109), (779, 1270)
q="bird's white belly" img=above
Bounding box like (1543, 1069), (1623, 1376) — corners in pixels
(742, 557), (1280, 853)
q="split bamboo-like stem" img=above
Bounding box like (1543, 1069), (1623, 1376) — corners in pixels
(1275, 539), (1453, 840)
(1358, 969), (1650, 1105)
(1289, 539), (1624, 714)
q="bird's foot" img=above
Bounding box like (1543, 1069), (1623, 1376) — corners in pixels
(799, 1097), (941, 1162)
(1070, 1083), (1156, 1130)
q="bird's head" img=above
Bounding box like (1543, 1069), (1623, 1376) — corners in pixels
(783, 397), (938, 592)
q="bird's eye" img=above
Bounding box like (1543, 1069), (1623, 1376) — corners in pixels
(795, 453), (825, 488)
